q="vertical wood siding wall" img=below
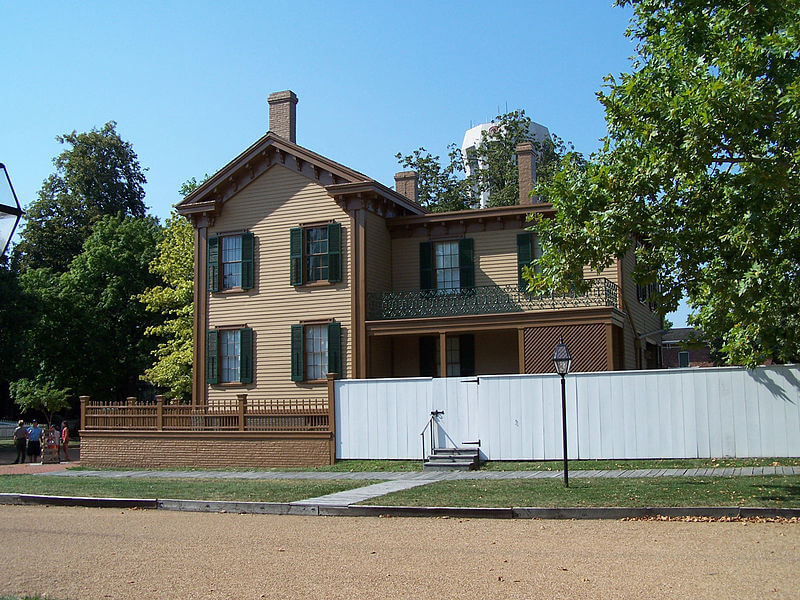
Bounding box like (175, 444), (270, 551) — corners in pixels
(335, 366), (800, 460)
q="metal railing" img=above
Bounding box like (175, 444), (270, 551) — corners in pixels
(367, 278), (619, 320)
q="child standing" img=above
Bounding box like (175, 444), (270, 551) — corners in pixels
(60, 421), (70, 461)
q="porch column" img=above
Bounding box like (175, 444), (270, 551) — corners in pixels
(439, 332), (447, 378)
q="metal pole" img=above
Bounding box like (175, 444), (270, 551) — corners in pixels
(560, 373), (569, 488)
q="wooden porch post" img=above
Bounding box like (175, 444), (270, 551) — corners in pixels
(237, 393), (247, 431)
(79, 396), (89, 432)
(327, 373), (337, 465)
(155, 395), (165, 431)
(439, 332), (447, 378)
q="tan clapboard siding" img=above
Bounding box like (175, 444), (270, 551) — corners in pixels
(582, 263), (618, 285)
(207, 165), (352, 402)
(473, 231), (517, 287)
(619, 248), (662, 369)
(365, 212), (391, 293)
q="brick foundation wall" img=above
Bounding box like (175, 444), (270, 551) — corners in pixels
(80, 432), (332, 468)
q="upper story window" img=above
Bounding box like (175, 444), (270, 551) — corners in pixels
(516, 232), (542, 292)
(435, 241), (460, 291)
(306, 226), (329, 282)
(207, 232), (254, 292)
(420, 238), (473, 292)
(290, 222), (342, 286)
(222, 236), (242, 289)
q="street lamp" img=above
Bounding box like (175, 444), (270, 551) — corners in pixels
(0, 163), (23, 257)
(553, 336), (572, 487)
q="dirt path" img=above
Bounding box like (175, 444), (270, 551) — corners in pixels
(1, 505), (798, 599)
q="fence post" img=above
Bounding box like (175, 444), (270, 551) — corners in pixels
(326, 373), (337, 465)
(155, 395), (165, 431)
(237, 394), (247, 431)
(126, 396), (136, 406)
(79, 396), (89, 432)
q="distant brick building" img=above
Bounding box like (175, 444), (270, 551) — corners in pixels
(662, 327), (714, 368)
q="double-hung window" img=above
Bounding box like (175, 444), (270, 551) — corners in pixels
(290, 222), (342, 285)
(207, 232), (255, 291)
(206, 327), (253, 384)
(420, 238), (474, 292)
(419, 334), (475, 377)
(290, 321), (341, 382)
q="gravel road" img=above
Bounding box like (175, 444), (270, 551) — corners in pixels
(1, 505), (798, 599)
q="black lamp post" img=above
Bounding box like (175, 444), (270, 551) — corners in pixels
(553, 336), (572, 487)
(0, 163), (23, 257)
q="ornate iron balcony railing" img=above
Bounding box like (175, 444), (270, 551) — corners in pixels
(367, 278), (619, 320)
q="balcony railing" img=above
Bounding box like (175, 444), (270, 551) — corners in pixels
(366, 278), (619, 320)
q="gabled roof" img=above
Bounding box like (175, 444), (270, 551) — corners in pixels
(176, 132), (425, 218)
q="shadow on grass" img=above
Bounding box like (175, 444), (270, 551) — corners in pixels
(756, 483), (800, 504)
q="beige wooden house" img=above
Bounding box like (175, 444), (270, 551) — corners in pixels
(176, 90), (663, 408)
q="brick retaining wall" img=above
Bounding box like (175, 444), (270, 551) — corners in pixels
(80, 432), (333, 468)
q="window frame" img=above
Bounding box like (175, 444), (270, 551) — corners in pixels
(290, 222), (342, 286)
(291, 320), (342, 383)
(208, 232), (254, 292)
(206, 326), (253, 385)
(420, 238), (474, 293)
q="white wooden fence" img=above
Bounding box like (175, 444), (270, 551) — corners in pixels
(334, 366), (800, 460)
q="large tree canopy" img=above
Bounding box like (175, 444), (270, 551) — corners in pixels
(533, 0), (800, 366)
(18, 214), (162, 401)
(397, 111), (570, 212)
(139, 211), (194, 401)
(14, 121), (147, 272)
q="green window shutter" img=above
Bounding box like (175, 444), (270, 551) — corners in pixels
(419, 336), (437, 377)
(290, 324), (304, 382)
(532, 235), (542, 275)
(327, 321), (342, 377)
(241, 232), (255, 290)
(459, 334), (475, 377)
(327, 222), (342, 283)
(419, 241), (433, 290)
(239, 327), (253, 384)
(290, 227), (303, 286)
(207, 236), (220, 292)
(459, 238), (474, 289)
(517, 232), (532, 290)
(206, 330), (218, 384)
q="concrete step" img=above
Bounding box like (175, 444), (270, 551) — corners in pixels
(423, 460), (476, 471)
(424, 447), (481, 471)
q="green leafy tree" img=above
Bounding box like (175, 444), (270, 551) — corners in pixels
(13, 122), (147, 272)
(18, 215), (162, 401)
(397, 111), (571, 211)
(532, 0), (800, 366)
(9, 377), (71, 426)
(139, 212), (194, 401)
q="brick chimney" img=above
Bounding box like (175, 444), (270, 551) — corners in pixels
(268, 90), (298, 143)
(394, 171), (418, 203)
(517, 142), (537, 205)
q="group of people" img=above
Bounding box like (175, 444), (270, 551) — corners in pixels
(12, 419), (70, 464)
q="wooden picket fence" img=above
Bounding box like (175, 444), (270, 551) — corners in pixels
(80, 394), (332, 433)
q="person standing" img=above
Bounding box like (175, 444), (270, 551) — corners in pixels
(12, 420), (26, 464)
(26, 420), (43, 463)
(60, 421), (70, 462)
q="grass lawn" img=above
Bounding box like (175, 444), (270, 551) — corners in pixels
(360, 475), (800, 508)
(67, 456), (800, 474)
(481, 456), (800, 471)
(0, 475), (379, 503)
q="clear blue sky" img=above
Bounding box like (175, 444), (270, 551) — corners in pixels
(1, 0), (690, 326)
